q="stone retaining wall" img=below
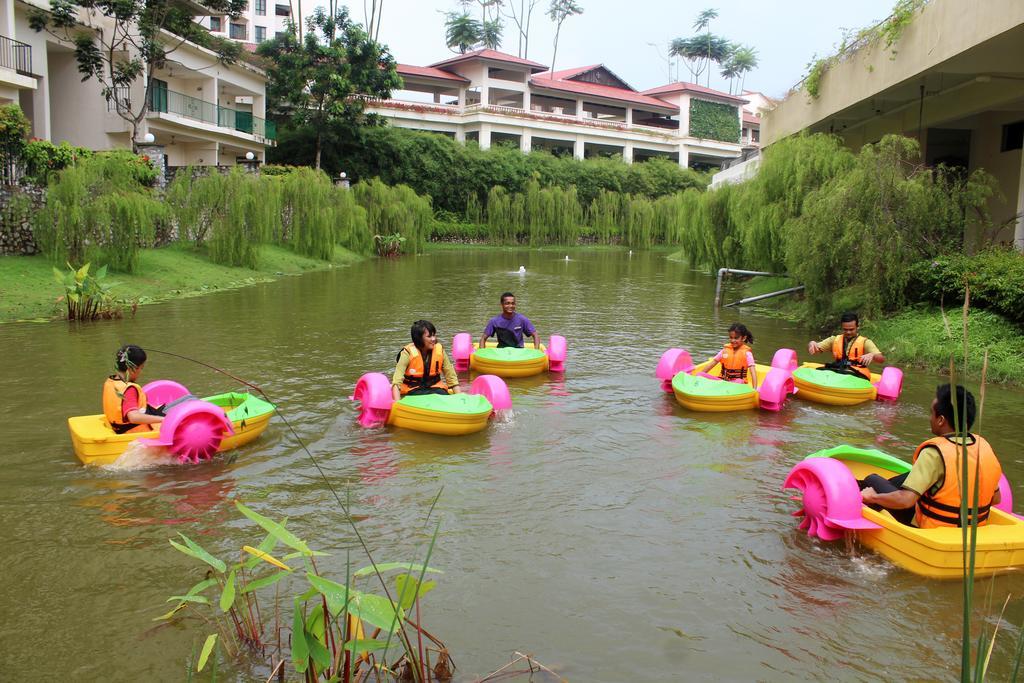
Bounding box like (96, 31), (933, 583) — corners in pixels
(0, 184), (45, 255)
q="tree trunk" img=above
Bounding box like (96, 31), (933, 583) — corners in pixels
(551, 23), (561, 79)
(315, 128), (322, 170)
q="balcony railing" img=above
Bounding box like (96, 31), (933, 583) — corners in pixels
(148, 86), (276, 141)
(364, 99), (681, 139)
(0, 35), (33, 76)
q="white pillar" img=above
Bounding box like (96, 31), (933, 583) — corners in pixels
(625, 107), (633, 125)
(433, 92), (441, 103)
(458, 88), (466, 107)
(576, 99), (585, 119)
(623, 141), (634, 164)
(479, 124), (491, 150)
(678, 94), (691, 137)
(574, 135), (585, 160)
(678, 146), (689, 169)
(455, 128), (466, 143)
(520, 130), (532, 153)
(522, 89), (531, 112)
(1015, 149), (1024, 251)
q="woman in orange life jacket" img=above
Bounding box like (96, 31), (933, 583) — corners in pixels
(102, 344), (166, 434)
(807, 311), (885, 379)
(390, 320), (462, 402)
(860, 384), (1002, 527)
(703, 323), (758, 390)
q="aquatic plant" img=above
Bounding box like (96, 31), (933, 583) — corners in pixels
(374, 233), (406, 258)
(52, 262), (122, 320)
(353, 178), (432, 254)
(162, 500), (452, 682)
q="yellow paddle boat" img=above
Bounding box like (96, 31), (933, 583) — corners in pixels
(69, 381), (275, 466)
(656, 348), (796, 412)
(351, 373), (511, 436)
(792, 362), (903, 406)
(452, 333), (567, 378)
(784, 445), (1024, 579)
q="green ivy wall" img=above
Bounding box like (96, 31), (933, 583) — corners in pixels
(688, 99), (740, 143)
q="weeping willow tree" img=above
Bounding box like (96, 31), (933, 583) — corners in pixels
(588, 190), (625, 244)
(281, 168), (336, 260)
(352, 178), (432, 254)
(34, 152), (163, 272)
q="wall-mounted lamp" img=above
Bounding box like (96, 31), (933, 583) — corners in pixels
(142, 132), (155, 143)
(245, 151), (255, 160)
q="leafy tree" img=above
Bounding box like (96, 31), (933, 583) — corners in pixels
(29, 0), (245, 149)
(669, 7), (733, 88)
(445, 11), (482, 53)
(480, 17), (504, 49)
(258, 7), (399, 170)
(547, 0), (582, 78)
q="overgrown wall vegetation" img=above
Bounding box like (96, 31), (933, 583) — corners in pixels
(688, 99), (740, 142)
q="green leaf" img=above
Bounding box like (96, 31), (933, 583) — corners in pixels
(292, 598), (310, 673)
(243, 529), (282, 570)
(95, 264), (107, 279)
(170, 535), (227, 573)
(352, 562), (443, 578)
(75, 262), (90, 282)
(152, 602), (187, 621)
(306, 572), (349, 617)
(166, 595), (210, 605)
(348, 590), (402, 633)
(184, 578), (218, 598)
(235, 501), (311, 555)
(283, 549), (330, 560)
(52, 266), (64, 285)
(343, 638), (393, 654)
(394, 575), (436, 612)
(305, 603), (325, 641)
(197, 634), (217, 672)
(240, 570), (288, 594)
(308, 632), (332, 670)
(219, 570), (236, 612)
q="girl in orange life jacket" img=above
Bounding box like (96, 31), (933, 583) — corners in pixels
(390, 320), (462, 402)
(102, 344), (166, 434)
(703, 323), (759, 389)
(860, 384), (1002, 527)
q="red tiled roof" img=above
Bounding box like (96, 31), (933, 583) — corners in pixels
(430, 49), (547, 72)
(742, 111), (760, 125)
(529, 72), (679, 112)
(642, 81), (747, 104)
(397, 63), (470, 84)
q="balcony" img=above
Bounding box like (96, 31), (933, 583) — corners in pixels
(144, 86), (276, 141)
(364, 98), (680, 140)
(0, 34), (33, 76)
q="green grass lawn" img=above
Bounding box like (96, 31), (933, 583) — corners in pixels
(0, 243), (363, 323)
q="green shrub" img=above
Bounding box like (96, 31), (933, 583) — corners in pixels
(23, 140), (92, 184)
(0, 104), (29, 182)
(907, 248), (1024, 324)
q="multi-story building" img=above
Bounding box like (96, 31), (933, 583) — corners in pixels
(0, 0), (274, 168)
(197, 0), (293, 49)
(765, 0), (1024, 248)
(367, 48), (750, 170)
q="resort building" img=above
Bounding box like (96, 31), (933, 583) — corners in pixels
(0, 0), (274, 168)
(764, 0), (1024, 249)
(196, 0), (292, 49)
(367, 49), (751, 170)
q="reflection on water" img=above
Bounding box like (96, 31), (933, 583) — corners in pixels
(3, 249), (1024, 680)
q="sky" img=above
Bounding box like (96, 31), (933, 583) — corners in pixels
(324, 0), (898, 98)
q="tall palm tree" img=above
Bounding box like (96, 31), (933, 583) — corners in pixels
(445, 12), (482, 53)
(730, 45), (758, 94)
(480, 17), (503, 49)
(693, 7), (718, 86)
(547, 0), (583, 78)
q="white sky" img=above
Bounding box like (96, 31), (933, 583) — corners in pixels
(322, 0), (898, 98)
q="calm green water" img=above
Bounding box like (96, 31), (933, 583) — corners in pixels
(3, 249), (1024, 681)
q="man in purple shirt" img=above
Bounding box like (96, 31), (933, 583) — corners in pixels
(480, 292), (540, 349)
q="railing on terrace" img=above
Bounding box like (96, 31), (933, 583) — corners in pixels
(364, 98), (680, 138)
(0, 35), (33, 76)
(147, 86), (277, 141)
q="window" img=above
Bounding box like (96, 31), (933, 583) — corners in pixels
(229, 23), (247, 40)
(255, 0), (266, 15)
(275, 3), (290, 16)
(210, 16), (222, 32)
(255, 26), (266, 42)
(752, 128), (760, 143)
(1002, 120), (1024, 152)
(275, 31), (286, 38)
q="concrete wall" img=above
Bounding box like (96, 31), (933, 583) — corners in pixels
(969, 110), (1024, 244)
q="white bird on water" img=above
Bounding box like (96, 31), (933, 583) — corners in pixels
(565, 255), (569, 261)
(518, 265), (526, 273)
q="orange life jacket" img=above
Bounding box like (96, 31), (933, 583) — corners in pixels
(102, 376), (150, 433)
(832, 335), (870, 378)
(400, 343), (448, 395)
(912, 434), (1002, 529)
(719, 343), (752, 381)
